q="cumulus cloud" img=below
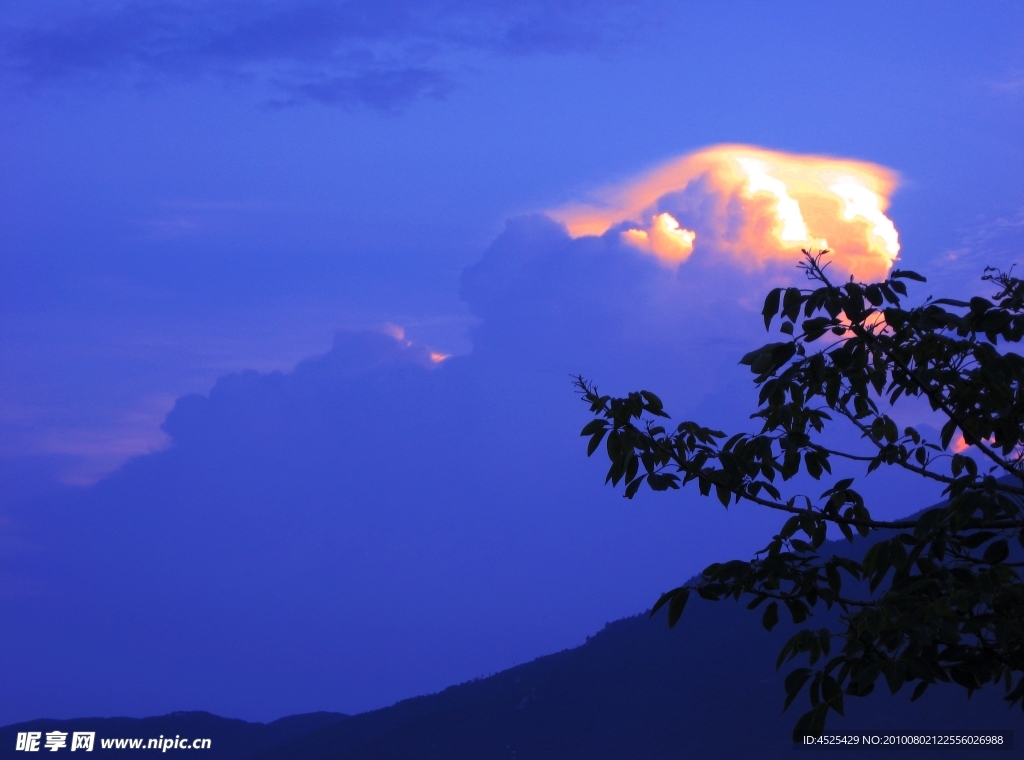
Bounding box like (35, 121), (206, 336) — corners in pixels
(0, 212), (785, 725)
(0, 0), (653, 111)
(0, 144), (936, 726)
(551, 144), (901, 281)
(458, 213), (753, 391)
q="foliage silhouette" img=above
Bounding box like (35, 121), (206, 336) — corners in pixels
(576, 251), (1024, 738)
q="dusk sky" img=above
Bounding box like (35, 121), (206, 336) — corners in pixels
(1, 1), (1023, 726)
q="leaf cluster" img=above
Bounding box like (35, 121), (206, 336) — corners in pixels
(576, 251), (1024, 739)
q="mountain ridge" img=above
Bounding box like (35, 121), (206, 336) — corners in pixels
(5, 506), (1021, 759)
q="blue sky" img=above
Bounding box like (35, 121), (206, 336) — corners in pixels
(1, 0), (1023, 725)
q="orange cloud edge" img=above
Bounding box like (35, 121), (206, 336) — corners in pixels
(549, 144), (901, 281)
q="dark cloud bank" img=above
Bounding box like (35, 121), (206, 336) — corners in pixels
(0, 1), (651, 111)
(0, 217), (945, 724)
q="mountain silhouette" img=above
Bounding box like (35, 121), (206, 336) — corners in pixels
(243, 606), (1015, 759)
(4, 550), (1019, 759)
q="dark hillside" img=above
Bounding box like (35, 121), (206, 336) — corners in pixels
(250, 509), (1021, 759)
(257, 601), (1018, 759)
(5, 517), (1020, 759)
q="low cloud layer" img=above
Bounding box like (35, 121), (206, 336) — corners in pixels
(0, 0), (651, 111)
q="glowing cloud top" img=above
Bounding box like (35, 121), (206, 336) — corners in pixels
(551, 145), (900, 280)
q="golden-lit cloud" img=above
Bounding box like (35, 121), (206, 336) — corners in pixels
(621, 212), (696, 262)
(551, 144), (900, 280)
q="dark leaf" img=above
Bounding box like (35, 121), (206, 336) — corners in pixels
(784, 599), (809, 624)
(891, 269), (926, 282)
(650, 586), (685, 619)
(783, 287), (803, 321)
(940, 418), (959, 451)
(624, 475), (645, 498)
(763, 288), (782, 329)
(792, 704), (828, 741)
(784, 667), (812, 710)
(983, 539), (1009, 565)
(667, 587), (690, 627)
